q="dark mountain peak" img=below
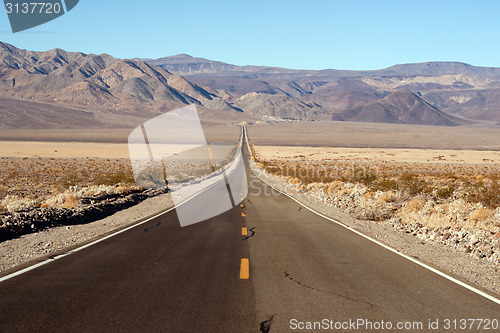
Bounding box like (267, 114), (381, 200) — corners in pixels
(343, 88), (470, 126)
(46, 47), (67, 54)
(146, 54), (238, 75)
(153, 54), (214, 64)
(391, 61), (471, 68)
(382, 61), (480, 76)
(387, 89), (420, 100)
(383, 89), (434, 110)
(173, 53), (193, 58)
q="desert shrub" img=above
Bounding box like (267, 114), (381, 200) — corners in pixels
(399, 173), (432, 196)
(466, 180), (500, 209)
(1, 195), (38, 212)
(436, 185), (456, 199)
(370, 178), (398, 192)
(378, 192), (395, 203)
(342, 166), (377, 186)
(408, 198), (425, 211)
(0, 184), (7, 200)
(469, 208), (494, 221)
(60, 173), (83, 188)
(63, 194), (79, 209)
(94, 171), (135, 186)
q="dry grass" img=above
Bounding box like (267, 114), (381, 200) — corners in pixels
(469, 208), (494, 221)
(257, 159), (500, 210)
(256, 150), (500, 231)
(63, 194), (79, 209)
(258, 155), (500, 231)
(408, 198), (425, 211)
(0, 157), (137, 212)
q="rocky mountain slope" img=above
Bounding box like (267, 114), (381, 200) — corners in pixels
(0, 42), (254, 129)
(149, 54), (500, 125)
(0, 42), (240, 109)
(332, 90), (471, 126)
(1, 41), (500, 127)
(0, 42), (318, 127)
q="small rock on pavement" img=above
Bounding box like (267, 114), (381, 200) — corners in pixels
(470, 235), (480, 246)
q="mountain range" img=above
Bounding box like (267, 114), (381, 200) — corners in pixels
(147, 54), (500, 125)
(1, 41), (500, 130)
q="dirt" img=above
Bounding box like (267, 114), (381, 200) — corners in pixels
(255, 145), (500, 164)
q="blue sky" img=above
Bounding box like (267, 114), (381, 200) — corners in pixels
(0, 0), (499, 70)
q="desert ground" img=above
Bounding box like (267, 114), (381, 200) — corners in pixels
(0, 141), (236, 159)
(255, 146), (500, 164)
(0, 123), (241, 144)
(247, 121), (500, 150)
(0, 141), (130, 159)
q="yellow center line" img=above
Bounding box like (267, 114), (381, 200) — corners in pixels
(240, 258), (249, 279)
(242, 227), (247, 236)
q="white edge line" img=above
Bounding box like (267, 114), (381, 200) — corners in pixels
(0, 138), (246, 284)
(245, 134), (500, 306)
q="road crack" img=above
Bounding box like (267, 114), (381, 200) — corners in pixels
(284, 272), (374, 310)
(243, 226), (255, 240)
(143, 221), (161, 233)
(260, 314), (276, 333)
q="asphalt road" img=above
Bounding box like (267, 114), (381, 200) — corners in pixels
(0, 143), (498, 332)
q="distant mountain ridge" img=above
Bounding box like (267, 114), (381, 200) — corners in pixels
(0, 42), (256, 128)
(382, 62), (500, 78)
(0, 42), (229, 108)
(138, 54), (241, 75)
(1, 41), (500, 129)
(145, 53), (500, 125)
(146, 53), (500, 79)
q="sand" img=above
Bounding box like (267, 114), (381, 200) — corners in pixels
(247, 121), (500, 150)
(0, 141), (130, 159)
(254, 146), (500, 164)
(0, 141), (236, 159)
